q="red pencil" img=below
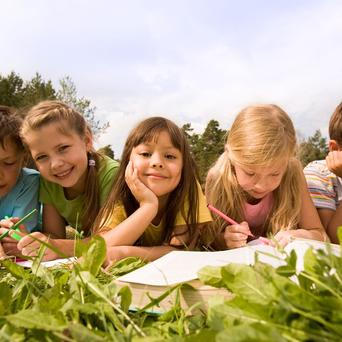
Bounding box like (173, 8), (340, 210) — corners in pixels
(207, 204), (238, 225)
(207, 204), (255, 237)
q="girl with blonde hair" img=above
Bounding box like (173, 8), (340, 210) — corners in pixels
(206, 104), (326, 249)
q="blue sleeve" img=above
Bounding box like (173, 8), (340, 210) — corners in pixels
(12, 174), (41, 233)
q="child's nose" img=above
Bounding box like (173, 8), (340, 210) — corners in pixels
(151, 155), (164, 168)
(50, 157), (64, 169)
(254, 178), (269, 191)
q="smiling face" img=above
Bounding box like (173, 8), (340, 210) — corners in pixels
(24, 121), (93, 196)
(129, 130), (183, 200)
(0, 137), (25, 197)
(234, 159), (288, 199)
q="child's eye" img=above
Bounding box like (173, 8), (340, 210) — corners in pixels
(4, 161), (16, 166)
(271, 173), (280, 177)
(244, 171), (255, 177)
(165, 154), (176, 160)
(36, 155), (47, 162)
(140, 152), (151, 157)
(59, 145), (70, 152)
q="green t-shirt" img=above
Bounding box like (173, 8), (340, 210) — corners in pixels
(39, 156), (119, 229)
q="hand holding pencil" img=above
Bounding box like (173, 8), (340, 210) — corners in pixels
(207, 204), (267, 249)
(0, 209), (36, 256)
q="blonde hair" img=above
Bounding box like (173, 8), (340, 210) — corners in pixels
(20, 100), (103, 235)
(206, 104), (302, 236)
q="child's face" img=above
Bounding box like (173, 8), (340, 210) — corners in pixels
(129, 130), (183, 199)
(24, 122), (92, 195)
(234, 159), (287, 199)
(0, 137), (24, 197)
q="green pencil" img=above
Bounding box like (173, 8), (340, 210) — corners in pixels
(0, 208), (38, 241)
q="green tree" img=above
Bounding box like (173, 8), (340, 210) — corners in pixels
(183, 120), (226, 184)
(298, 129), (328, 167)
(21, 73), (56, 107)
(0, 72), (56, 108)
(0, 71), (26, 107)
(57, 76), (109, 138)
(198, 120), (226, 182)
(98, 144), (115, 160)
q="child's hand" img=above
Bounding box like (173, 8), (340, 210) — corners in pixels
(326, 151), (342, 178)
(125, 161), (158, 208)
(274, 230), (294, 247)
(223, 221), (252, 249)
(17, 232), (59, 261)
(104, 246), (126, 268)
(0, 217), (27, 256)
(0, 242), (6, 258)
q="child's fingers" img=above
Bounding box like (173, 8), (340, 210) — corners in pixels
(224, 224), (248, 249)
(17, 233), (39, 249)
(274, 231), (293, 247)
(2, 242), (21, 256)
(17, 224), (29, 234)
(0, 243), (6, 258)
(8, 229), (26, 241)
(0, 219), (14, 229)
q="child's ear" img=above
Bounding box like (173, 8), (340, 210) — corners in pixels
(329, 140), (340, 151)
(84, 130), (93, 151)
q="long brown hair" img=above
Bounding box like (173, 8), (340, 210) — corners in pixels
(20, 100), (102, 234)
(206, 104), (302, 236)
(95, 117), (200, 246)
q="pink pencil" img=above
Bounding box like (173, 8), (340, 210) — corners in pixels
(207, 204), (255, 237)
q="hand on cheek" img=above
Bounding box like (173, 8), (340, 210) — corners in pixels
(125, 161), (158, 207)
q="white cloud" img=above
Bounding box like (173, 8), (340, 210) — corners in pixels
(1, 1), (342, 156)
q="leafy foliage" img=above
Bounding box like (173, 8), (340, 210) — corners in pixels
(57, 76), (109, 138)
(1, 233), (342, 340)
(98, 145), (115, 160)
(182, 120), (226, 184)
(0, 72), (109, 139)
(298, 129), (329, 167)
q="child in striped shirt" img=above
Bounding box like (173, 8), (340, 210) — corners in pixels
(304, 102), (342, 243)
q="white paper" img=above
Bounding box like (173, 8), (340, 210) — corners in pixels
(118, 245), (282, 286)
(117, 239), (340, 286)
(16, 257), (77, 268)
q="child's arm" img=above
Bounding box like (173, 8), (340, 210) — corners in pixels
(319, 151), (342, 243)
(317, 206), (342, 244)
(100, 161), (159, 246)
(42, 204), (67, 239)
(275, 170), (327, 246)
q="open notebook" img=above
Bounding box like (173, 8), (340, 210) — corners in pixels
(115, 239), (340, 312)
(118, 238), (339, 286)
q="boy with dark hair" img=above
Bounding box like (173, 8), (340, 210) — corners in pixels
(304, 102), (342, 243)
(0, 106), (41, 256)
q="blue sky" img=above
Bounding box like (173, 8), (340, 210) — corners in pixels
(2, 0), (342, 156)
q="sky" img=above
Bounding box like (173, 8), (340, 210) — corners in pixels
(2, 0), (342, 157)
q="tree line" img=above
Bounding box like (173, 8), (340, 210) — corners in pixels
(1, 72), (328, 184)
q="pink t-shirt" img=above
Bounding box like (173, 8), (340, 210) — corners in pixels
(243, 192), (274, 237)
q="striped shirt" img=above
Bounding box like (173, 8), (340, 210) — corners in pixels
(303, 160), (342, 211)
